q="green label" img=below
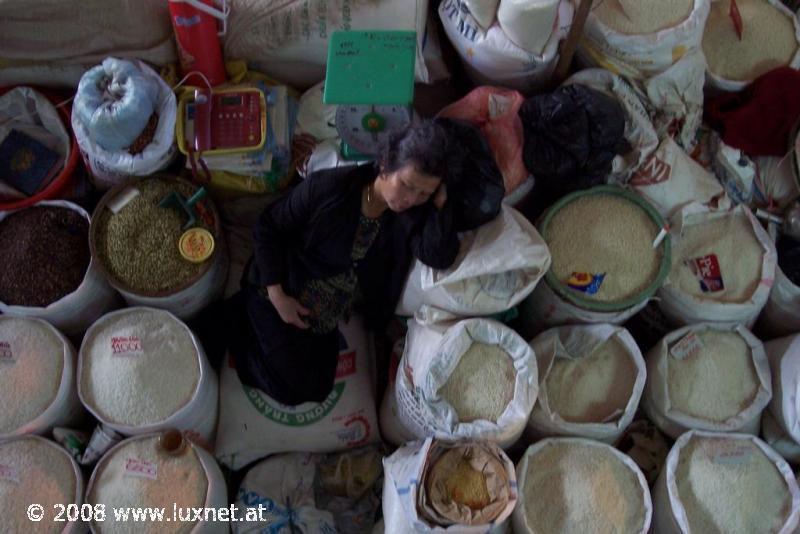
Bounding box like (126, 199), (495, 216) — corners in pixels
(244, 382), (345, 426)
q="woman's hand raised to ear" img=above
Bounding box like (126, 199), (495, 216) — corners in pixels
(266, 284), (310, 329)
(433, 183), (448, 211)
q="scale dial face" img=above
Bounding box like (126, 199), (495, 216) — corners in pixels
(336, 104), (412, 156)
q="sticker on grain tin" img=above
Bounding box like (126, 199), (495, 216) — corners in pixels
(179, 228), (215, 263)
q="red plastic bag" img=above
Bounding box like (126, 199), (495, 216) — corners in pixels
(437, 86), (527, 194)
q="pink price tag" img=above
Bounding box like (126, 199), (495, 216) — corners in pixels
(670, 332), (704, 360)
(0, 464), (20, 483)
(124, 458), (158, 480)
(111, 336), (143, 356)
(0, 341), (12, 362)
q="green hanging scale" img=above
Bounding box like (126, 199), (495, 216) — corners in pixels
(323, 30), (417, 161)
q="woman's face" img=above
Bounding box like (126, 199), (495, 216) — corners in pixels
(380, 164), (441, 212)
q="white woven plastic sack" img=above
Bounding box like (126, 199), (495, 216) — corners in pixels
(578, 0), (711, 80)
(0, 317), (84, 439)
(705, 0), (800, 92)
(234, 453), (338, 533)
(464, 0), (499, 29)
(396, 206), (551, 318)
(78, 307), (219, 448)
(215, 316), (380, 470)
(382, 439), (517, 534)
(497, 0), (560, 55)
(754, 154), (800, 211)
(630, 136), (729, 219)
(0, 201), (119, 336)
(762, 409), (800, 465)
(395, 317), (537, 449)
(759, 267), (800, 338)
(295, 81), (339, 141)
(765, 335), (800, 447)
(652, 430), (800, 534)
(526, 324), (646, 443)
(224, 0), (432, 89)
(563, 69), (659, 183)
(657, 204), (777, 327)
(642, 323), (772, 440)
(439, 0), (573, 93)
(512, 438), (653, 534)
(379, 339), (416, 447)
(72, 59), (177, 191)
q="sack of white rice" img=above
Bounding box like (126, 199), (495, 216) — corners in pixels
(527, 324), (646, 443)
(579, 0), (710, 80)
(0, 435), (84, 534)
(630, 136), (730, 219)
(657, 204), (777, 327)
(512, 438), (652, 534)
(762, 409), (800, 464)
(234, 447), (383, 534)
(90, 175), (228, 321)
(394, 317), (537, 449)
(764, 334), (800, 447)
(643, 323), (771, 440)
(0, 200), (119, 336)
(0, 316), (84, 439)
(652, 430), (800, 534)
(439, 0), (573, 93)
(85, 432), (227, 534)
(383, 439), (516, 534)
(396, 206), (551, 318)
(520, 186), (670, 336)
(562, 70), (660, 182)
(78, 307), (218, 447)
(703, 0), (800, 92)
(215, 316), (380, 470)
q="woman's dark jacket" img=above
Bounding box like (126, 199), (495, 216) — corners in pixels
(246, 163), (460, 329)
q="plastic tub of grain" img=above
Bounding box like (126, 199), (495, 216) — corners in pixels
(382, 439), (517, 534)
(90, 174), (228, 321)
(78, 307), (218, 447)
(642, 323), (772, 440)
(579, 0), (711, 79)
(0, 201), (120, 336)
(512, 438), (652, 534)
(527, 324), (646, 443)
(657, 204), (776, 327)
(652, 430), (800, 534)
(0, 316), (85, 438)
(394, 317), (538, 448)
(0, 435), (84, 534)
(85, 432), (227, 534)
(703, 0), (800, 92)
(520, 186), (670, 335)
(765, 334), (800, 450)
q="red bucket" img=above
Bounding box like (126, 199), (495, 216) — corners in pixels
(0, 86), (80, 211)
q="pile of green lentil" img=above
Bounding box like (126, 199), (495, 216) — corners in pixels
(95, 178), (214, 294)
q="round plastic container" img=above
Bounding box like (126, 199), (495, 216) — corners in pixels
(0, 85), (80, 211)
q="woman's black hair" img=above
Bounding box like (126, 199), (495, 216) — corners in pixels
(376, 119), (449, 179)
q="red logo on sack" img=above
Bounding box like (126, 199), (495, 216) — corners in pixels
(630, 155), (671, 186)
(111, 336), (143, 355)
(335, 351), (357, 379)
(687, 254), (725, 293)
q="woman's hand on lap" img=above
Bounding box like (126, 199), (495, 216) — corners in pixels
(267, 285), (310, 329)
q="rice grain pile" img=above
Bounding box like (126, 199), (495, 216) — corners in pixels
(594, 0), (694, 34)
(547, 193), (663, 303)
(671, 213), (763, 302)
(438, 342), (517, 423)
(521, 441), (648, 533)
(674, 435), (792, 534)
(545, 336), (638, 423)
(667, 330), (760, 422)
(0, 317), (65, 435)
(80, 308), (201, 427)
(88, 435), (207, 534)
(0, 437), (77, 534)
(95, 178), (211, 294)
(703, 0), (798, 81)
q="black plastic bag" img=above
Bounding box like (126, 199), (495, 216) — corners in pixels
(435, 117), (505, 231)
(778, 234), (800, 286)
(519, 84), (630, 199)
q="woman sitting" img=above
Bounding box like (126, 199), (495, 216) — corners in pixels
(230, 119), (460, 405)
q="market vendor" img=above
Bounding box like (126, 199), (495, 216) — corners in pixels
(229, 119), (460, 405)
